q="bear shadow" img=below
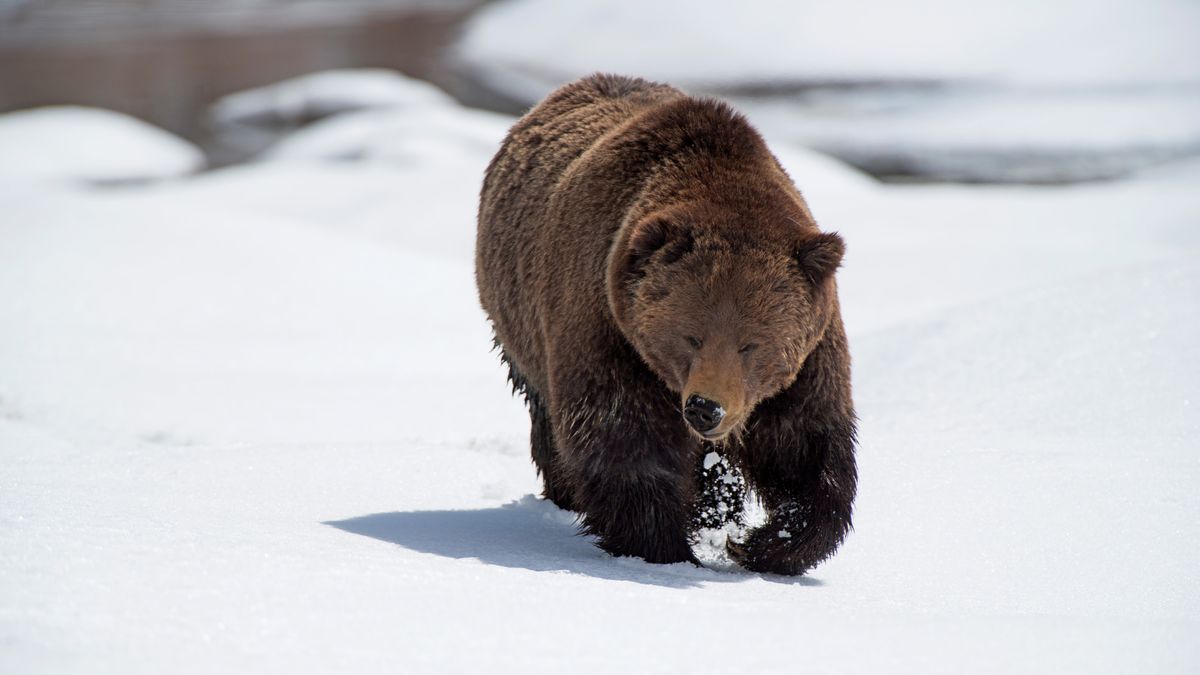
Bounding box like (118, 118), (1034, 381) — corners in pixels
(325, 495), (820, 589)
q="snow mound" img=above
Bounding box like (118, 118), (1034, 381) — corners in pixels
(211, 69), (456, 130)
(0, 106), (203, 185)
(263, 103), (511, 165)
(209, 69), (470, 163)
(171, 74), (515, 259)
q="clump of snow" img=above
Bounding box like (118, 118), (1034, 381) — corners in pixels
(0, 106), (204, 185)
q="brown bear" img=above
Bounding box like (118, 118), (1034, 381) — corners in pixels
(476, 74), (857, 576)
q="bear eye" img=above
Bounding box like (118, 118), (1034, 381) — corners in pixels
(738, 343), (758, 354)
(685, 336), (703, 350)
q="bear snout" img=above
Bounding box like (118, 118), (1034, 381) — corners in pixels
(683, 394), (725, 435)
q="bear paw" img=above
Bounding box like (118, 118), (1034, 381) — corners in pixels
(726, 528), (815, 576)
(727, 503), (845, 576)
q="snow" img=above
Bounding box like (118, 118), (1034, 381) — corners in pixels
(208, 69), (476, 163)
(743, 88), (1200, 183)
(3, 71), (1200, 674)
(455, 0), (1200, 89)
(0, 106), (204, 185)
(210, 69), (457, 131)
(262, 103), (512, 165)
(452, 0), (1200, 182)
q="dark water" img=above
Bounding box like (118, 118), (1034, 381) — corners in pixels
(0, 0), (487, 146)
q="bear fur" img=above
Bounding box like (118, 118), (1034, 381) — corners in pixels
(476, 74), (857, 575)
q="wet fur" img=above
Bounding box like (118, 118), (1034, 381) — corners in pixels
(476, 74), (857, 574)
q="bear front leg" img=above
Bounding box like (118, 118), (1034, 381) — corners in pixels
(730, 331), (858, 576)
(553, 373), (700, 565)
(729, 422), (857, 575)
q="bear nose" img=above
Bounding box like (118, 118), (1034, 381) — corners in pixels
(683, 395), (725, 434)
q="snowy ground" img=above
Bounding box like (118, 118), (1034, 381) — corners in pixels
(2, 70), (1199, 673)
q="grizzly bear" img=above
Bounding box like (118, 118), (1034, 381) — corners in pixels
(476, 74), (857, 576)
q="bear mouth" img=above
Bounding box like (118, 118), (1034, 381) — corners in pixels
(687, 415), (744, 443)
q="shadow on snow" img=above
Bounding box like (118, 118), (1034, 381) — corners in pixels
(325, 495), (822, 589)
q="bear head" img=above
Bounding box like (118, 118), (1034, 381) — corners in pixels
(607, 203), (844, 442)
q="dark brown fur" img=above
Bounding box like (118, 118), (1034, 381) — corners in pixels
(476, 74), (857, 575)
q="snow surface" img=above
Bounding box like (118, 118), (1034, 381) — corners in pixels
(262, 103), (512, 165)
(0, 106), (204, 185)
(455, 0), (1200, 89)
(741, 88), (1200, 183)
(207, 69), (476, 163)
(210, 69), (458, 131)
(2, 73), (1200, 674)
(452, 0), (1200, 182)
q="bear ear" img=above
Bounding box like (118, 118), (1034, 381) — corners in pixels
(625, 216), (694, 277)
(794, 231), (845, 284)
